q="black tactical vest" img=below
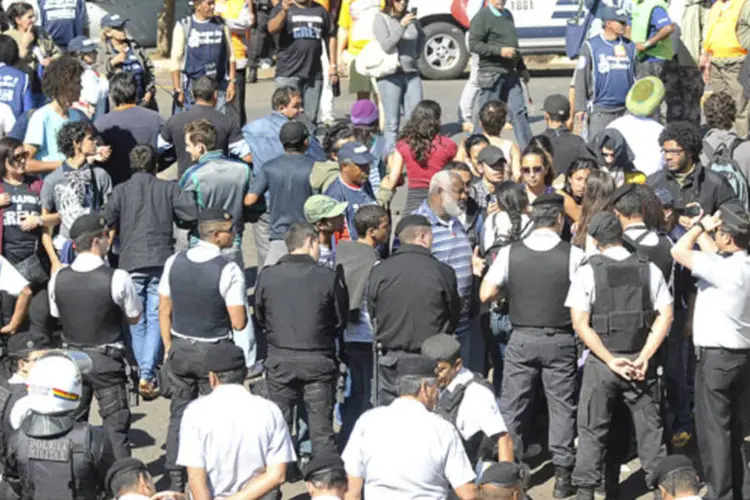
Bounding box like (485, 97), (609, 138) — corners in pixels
(0, 383), (27, 462)
(623, 227), (674, 283)
(14, 422), (98, 500)
(436, 374), (498, 466)
(590, 253), (656, 353)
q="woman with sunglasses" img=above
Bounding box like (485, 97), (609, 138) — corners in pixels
(571, 169), (616, 253)
(519, 144), (556, 204)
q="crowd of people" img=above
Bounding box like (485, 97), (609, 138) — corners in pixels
(0, 0), (747, 499)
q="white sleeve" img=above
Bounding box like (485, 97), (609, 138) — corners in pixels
(649, 263), (673, 310)
(483, 246), (511, 287)
(569, 246), (586, 281)
(158, 255), (178, 298)
(48, 268), (60, 318)
(176, 403), (205, 469)
(264, 402), (297, 466)
(0, 257), (29, 297)
(219, 261), (247, 307)
(112, 270), (144, 319)
(443, 425), (476, 488)
(564, 265), (595, 313)
(469, 387), (508, 438)
(342, 413), (367, 478)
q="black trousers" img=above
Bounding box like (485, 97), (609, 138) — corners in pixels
(70, 347), (131, 460)
(227, 68), (247, 126)
(573, 354), (666, 488)
(249, 9), (276, 68)
(499, 329), (578, 468)
(374, 350), (424, 407)
(265, 352), (338, 457)
(695, 347), (750, 500)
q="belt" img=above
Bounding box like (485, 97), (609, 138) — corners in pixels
(62, 342), (124, 356)
(514, 326), (574, 336)
(697, 346), (750, 354)
(172, 332), (231, 343)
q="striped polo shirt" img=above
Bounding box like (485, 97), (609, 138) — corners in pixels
(414, 200), (473, 334)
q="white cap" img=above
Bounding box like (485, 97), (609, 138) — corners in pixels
(26, 353), (86, 414)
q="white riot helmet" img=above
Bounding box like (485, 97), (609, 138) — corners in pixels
(26, 351), (92, 415)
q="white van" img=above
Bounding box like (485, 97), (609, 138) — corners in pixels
(412, 0), (578, 79)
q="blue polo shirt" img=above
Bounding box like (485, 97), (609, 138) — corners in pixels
(324, 176), (376, 241)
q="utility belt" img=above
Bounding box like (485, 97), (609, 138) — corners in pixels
(61, 341), (124, 360)
(513, 325), (574, 336)
(695, 345), (750, 361)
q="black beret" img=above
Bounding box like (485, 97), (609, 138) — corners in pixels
(421, 334), (461, 362)
(395, 214), (431, 236)
(204, 343), (246, 372)
(105, 457), (147, 495)
(611, 182), (636, 205)
(7, 331), (51, 356)
(651, 455), (696, 488)
(588, 211), (622, 240)
(531, 193), (564, 208)
(303, 453), (345, 481)
(479, 461), (524, 487)
(719, 200), (750, 233)
(396, 354), (437, 379)
(199, 207), (233, 224)
(69, 213), (107, 241)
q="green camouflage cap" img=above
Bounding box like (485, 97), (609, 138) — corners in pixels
(304, 195), (348, 223)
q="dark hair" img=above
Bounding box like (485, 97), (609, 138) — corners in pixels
(308, 468), (348, 490)
(192, 76), (218, 102)
(495, 181), (529, 243)
(704, 91), (737, 131)
(215, 367), (247, 385)
(184, 119), (217, 152)
(0, 34), (19, 66)
(479, 100), (508, 136)
(74, 228), (105, 254)
(444, 161), (472, 174)
(272, 86), (301, 110)
(6, 3), (33, 29)
(572, 170), (616, 248)
(0, 136), (22, 178)
(109, 72), (138, 107)
(521, 144), (555, 186)
(285, 222), (317, 251)
(130, 145), (157, 174)
(354, 204), (388, 237)
(399, 225), (431, 244)
(531, 204), (563, 229)
(635, 184), (664, 231)
(399, 100), (442, 165)
(658, 121), (702, 164)
(323, 122), (354, 157)
(613, 189), (642, 219)
(564, 158), (597, 200)
(352, 123), (379, 147)
(110, 466), (149, 496)
(659, 470), (700, 498)
(42, 56), (83, 105)
(464, 134), (490, 157)
(530, 135), (554, 159)
(57, 122), (95, 158)
(722, 218), (750, 250)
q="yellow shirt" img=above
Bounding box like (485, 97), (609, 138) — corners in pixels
(215, 0), (252, 67)
(704, 0), (749, 59)
(338, 0), (384, 55)
(315, 0), (331, 11)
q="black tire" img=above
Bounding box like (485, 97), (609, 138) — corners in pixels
(417, 21), (469, 80)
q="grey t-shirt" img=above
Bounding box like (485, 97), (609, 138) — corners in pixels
(373, 12), (424, 74)
(40, 162), (112, 242)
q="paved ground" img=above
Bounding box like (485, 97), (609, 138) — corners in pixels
(93, 68), (674, 499)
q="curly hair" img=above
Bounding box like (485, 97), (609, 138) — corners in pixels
(571, 169), (616, 248)
(658, 121), (702, 164)
(399, 100), (442, 166)
(323, 121), (354, 158)
(479, 100), (508, 136)
(57, 122), (96, 159)
(704, 92), (737, 131)
(42, 56), (83, 106)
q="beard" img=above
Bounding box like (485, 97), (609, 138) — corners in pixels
(442, 193), (465, 218)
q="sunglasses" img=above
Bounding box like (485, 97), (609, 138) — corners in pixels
(10, 152), (28, 164)
(521, 166), (544, 176)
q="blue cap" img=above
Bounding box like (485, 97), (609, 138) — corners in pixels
(101, 14), (128, 28)
(599, 5), (629, 23)
(338, 142), (375, 165)
(68, 36), (98, 54)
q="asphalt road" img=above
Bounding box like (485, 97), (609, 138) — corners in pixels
(92, 69), (668, 499)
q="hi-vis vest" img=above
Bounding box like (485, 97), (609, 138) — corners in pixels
(215, 0), (250, 64)
(704, 0), (748, 59)
(630, 0), (674, 60)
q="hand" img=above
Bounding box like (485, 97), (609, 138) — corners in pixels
(699, 211), (723, 233)
(20, 214), (42, 231)
(281, 0), (293, 10)
(92, 146), (112, 163)
(151, 493), (186, 500)
(40, 57), (52, 67)
(471, 247), (486, 277)
(461, 121), (474, 134)
(20, 26), (35, 47)
(111, 51), (127, 66)
(0, 193), (10, 208)
(500, 47), (517, 58)
(678, 203), (704, 230)
(698, 52), (711, 70)
(338, 61), (349, 77)
(635, 42), (647, 52)
(607, 357), (636, 380)
(226, 82), (236, 103)
(143, 90), (154, 105)
(50, 259), (62, 275)
(400, 13), (417, 27)
(163, 346), (171, 363)
(0, 324), (16, 335)
(487, 201), (500, 215)
(631, 357), (648, 381)
(575, 111), (586, 123)
(520, 69), (531, 85)
(175, 90), (185, 106)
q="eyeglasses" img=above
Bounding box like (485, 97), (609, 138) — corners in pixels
(662, 148), (684, 156)
(521, 166), (544, 176)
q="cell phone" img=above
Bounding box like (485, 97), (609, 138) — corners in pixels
(684, 204), (702, 217)
(409, 7), (418, 15)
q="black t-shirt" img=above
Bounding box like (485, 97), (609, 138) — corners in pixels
(540, 126), (586, 177)
(2, 181), (42, 264)
(272, 3), (332, 79)
(160, 104), (243, 178)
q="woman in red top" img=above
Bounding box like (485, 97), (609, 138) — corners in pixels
(381, 100), (458, 212)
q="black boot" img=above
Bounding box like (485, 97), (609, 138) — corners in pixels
(248, 68), (258, 83)
(169, 469), (185, 493)
(576, 487), (595, 500)
(554, 466), (576, 498)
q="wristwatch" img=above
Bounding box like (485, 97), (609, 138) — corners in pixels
(693, 220), (707, 232)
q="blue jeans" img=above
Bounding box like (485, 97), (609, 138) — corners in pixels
(129, 267), (162, 382)
(474, 71), (533, 150)
(275, 76), (323, 126)
(489, 309), (513, 395)
(339, 342), (373, 448)
(376, 72), (423, 155)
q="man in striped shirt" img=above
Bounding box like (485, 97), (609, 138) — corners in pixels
(414, 171), (486, 372)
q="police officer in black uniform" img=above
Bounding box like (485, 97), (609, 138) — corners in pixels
(480, 193), (583, 498)
(159, 208), (248, 492)
(367, 215), (461, 405)
(48, 214), (142, 461)
(566, 212), (673, 500)
(5, 351), (115, 500)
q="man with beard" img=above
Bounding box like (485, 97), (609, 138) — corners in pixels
(414, 171), (486, 373)
(646, 122), (737, 234)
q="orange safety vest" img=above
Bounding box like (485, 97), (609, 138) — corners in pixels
(704, 0), (748, 59)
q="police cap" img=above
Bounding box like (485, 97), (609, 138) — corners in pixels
(611, 182), (636, 205)
(587, 211), (622, 241)
(395, 214), (431, 237)
(303, 453), (345, 481)
(7, 331), (51, 357)
(396, 354), (437, 378)
(421, 334), (461, 362)
(105, 457), (148, 495)
(204, 343), (246, 373)
(69, 213), (107, 241)
(719, 200), (750, 234)
(199, 207), (233, 224)
(651, 455), (696, 488)
(531, 193), (564, 208)
(479, 461), (525, 487)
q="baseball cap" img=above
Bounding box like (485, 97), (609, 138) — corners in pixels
(476, 146), (506, 170)
(279, 121), (308, 147)
(350, 99), (379, 126)
(198, 207), (233, 224)
(68, 36), (98, 54)
(69, 214), (107, 241)
(543, 94), (571, 120)
(204, 343), (246, 372)
(626, 77), (666, 117)
(600, 5), (629, 23)
(101, 14), (128, 29)
(338, 142), (376, 165)
(304, 195), (348, 224)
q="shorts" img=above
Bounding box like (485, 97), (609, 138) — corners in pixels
(349, 59), (374, 94)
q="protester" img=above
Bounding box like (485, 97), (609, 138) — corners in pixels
(587, 128), (642, 186)
(311, 122), (356, 194)
(560, 158), (595, 225)
(350, 99), (386, 192)
(666, 0), (704, 124)
(477, 100), (521, 179)
(0, 34), (32, 121)
(303, 194), (346, 268)
(68, 36), (109, 121)
(106, 457), (186, 500)
(337, 0), (380, 101)
(215, 0), (253, 125)
(470, 145), (508, 217)
(247, 0), (276, 84)
(571, 169), (616, 251)
(447, 162), (485, 249)
(461, 134), (491, 178)
(519, 144), (556, 204)
(702, 91), (750, 181)
(540, 94), (585, 178)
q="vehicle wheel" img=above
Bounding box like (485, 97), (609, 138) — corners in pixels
(418, 21), (468, 80)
